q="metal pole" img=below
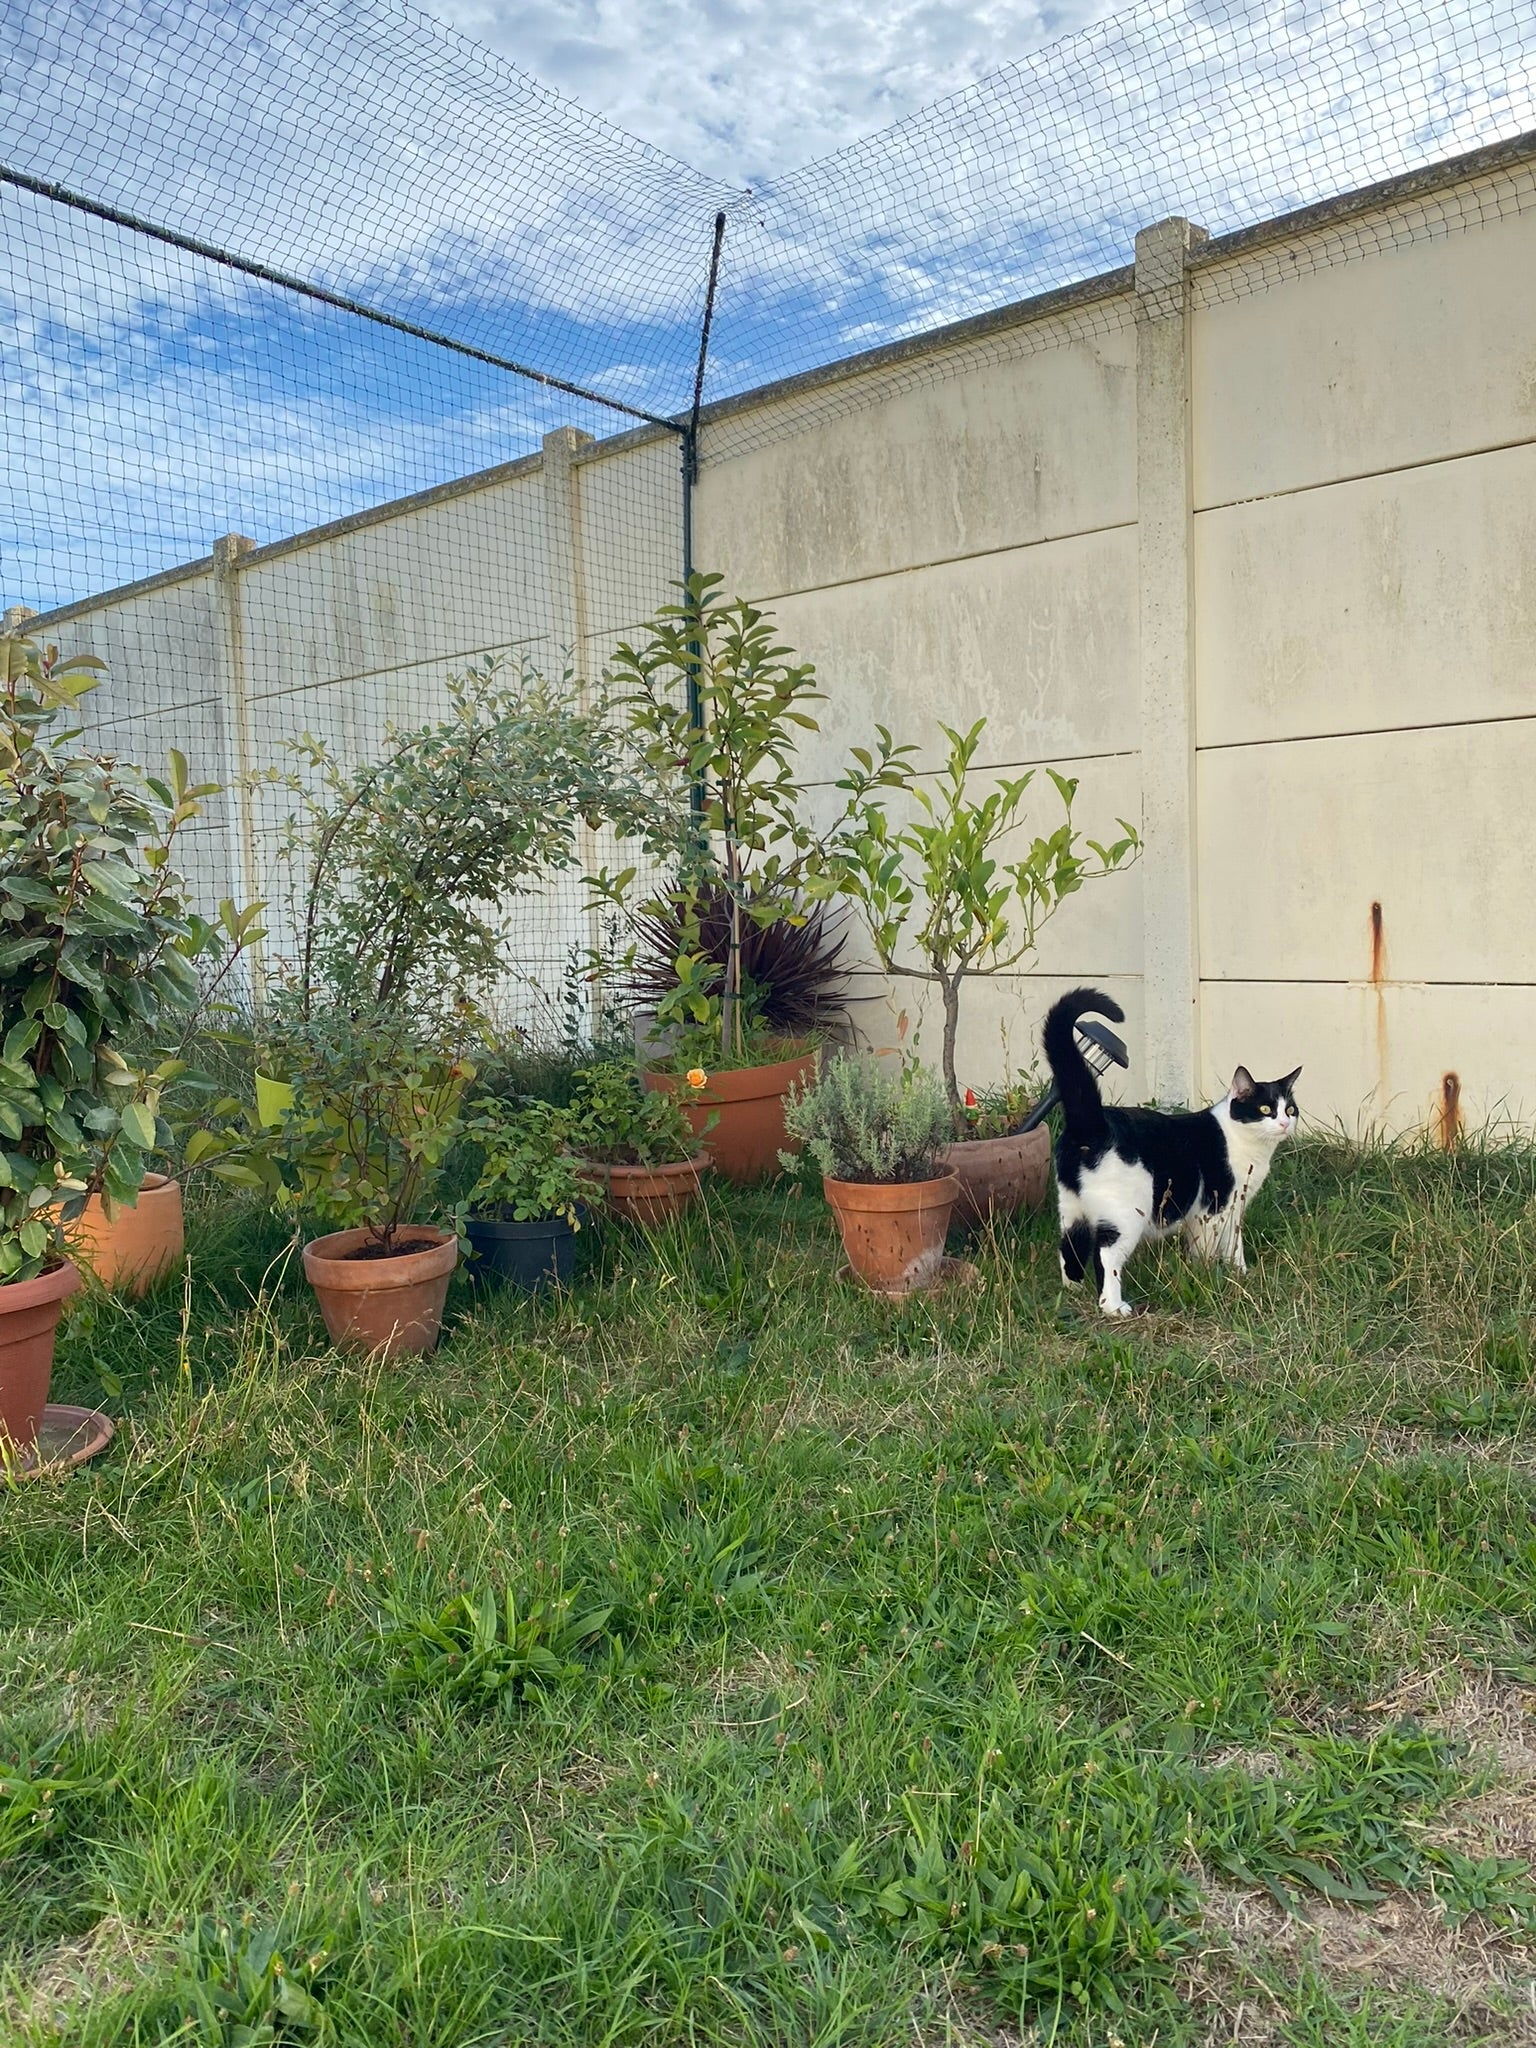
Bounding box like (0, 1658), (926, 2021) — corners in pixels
(680, 211), (727, 822)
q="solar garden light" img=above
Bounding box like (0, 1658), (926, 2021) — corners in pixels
(1013, 1018), (1130, 1134)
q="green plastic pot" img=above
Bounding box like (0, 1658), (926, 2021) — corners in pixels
(255, 1073), (294, 1127)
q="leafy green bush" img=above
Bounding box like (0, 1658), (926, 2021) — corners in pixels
(276, 658), (661, 1017)
(459, 1096), (596, 1225)
(385, 1585), (616, 1715)
(783, 1053), (951, 1184)
(567, 1061), (700, 1167)
(0, 634), (219, 1279)
(260, 1007), (476, 1249)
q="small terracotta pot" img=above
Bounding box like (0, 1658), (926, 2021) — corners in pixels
(62, 1173), (185, 1295)
(823, 1172), (960, 1295)
(645, 1050), (817, 1184)
(301, 1226), (458, 1358)
(941, 1128), (1052, 1227)
(598, 1156), (709, 1227)
(0, 1261), (81, 1458)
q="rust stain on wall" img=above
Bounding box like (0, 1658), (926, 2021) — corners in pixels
(1437, 1071), (1462, 1150)
(1369, 900), (1388, 1094)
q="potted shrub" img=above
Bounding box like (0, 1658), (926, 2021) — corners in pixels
(589, 576), (867, 1183)
(833, 717), (1139, 1223)
(457, 1096), (597, 1291)
(783, 1054), (959, 1296)
(268, 1008), (474, 1357)
(0, 633), (213, 1456)
(66, 898), (270, 1295)
(567, 1062), (708, 1226)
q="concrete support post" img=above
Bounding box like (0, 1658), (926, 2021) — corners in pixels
(1135, 216), (1207, 1106)
(211, 533), (261, 1000)
(541, 427), (601, 1032)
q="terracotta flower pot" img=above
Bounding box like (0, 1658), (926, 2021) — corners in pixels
(598, 1156), (709, 1227)
(823, 1172), (961, 1296)
(645, 1050), (817, 1184)
(940, 1128), (1052, 1227)
(61, 1173), (185, 1296)
(301, 1226), (458, 1358)
(0, 1261), (81, 1458)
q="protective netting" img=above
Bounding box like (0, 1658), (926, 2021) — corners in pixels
(708, 0), (1536, 422)
(3, 0), (1535, 1024)
(6, 0), (1535, 597)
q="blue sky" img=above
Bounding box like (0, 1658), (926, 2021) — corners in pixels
(2, 0), (1532, 610)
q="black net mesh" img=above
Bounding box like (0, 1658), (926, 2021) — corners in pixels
(3, 0), (1535, 1024)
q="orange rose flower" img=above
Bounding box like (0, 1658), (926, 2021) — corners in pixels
(686, 1067), (708, 1090)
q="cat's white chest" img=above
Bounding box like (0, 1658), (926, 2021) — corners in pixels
(1215, 1113), (1276, 1213)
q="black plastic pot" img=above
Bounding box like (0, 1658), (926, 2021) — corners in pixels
(463, 1214), (578, 1292)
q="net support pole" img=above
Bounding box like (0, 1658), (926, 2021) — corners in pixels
(543, 426), (603, 1036)
(1135, 215), (1208, 1108)
(680, 212), (728, 824)
(211, 532), (263, 1003)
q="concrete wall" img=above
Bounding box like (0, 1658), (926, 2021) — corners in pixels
(693, 142), (1536, 1139)
(27, 135), (1536, 1136)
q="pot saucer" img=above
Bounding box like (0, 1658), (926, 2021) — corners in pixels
(6, 1404), (116, 1480)
(837, 1257), (982, 1301)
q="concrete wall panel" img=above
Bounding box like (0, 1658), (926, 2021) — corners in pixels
(1195, 441), (1536, 747)
(697, 309), (1137, 596)
(1197, 720), (1536, 985)
(1194, 185), (1536, 506)
(576, 435), (682, 641)
(1201, 978), (1536, 1139)
(238, 472), (555, 701)
(767, 525), (1140, 781)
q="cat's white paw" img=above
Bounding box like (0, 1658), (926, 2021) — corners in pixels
(1099, 1298), (1135, 1317)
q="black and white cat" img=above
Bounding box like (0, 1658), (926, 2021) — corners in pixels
(1043, 989), (1300, 1316)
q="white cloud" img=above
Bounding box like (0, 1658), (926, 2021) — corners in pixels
(427, 0), (1113, 184)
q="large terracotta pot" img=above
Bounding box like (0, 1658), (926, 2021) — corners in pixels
(823, 1172), (960, 1296)
(598, 1156), (709, 1228)
(644, 1050), (817, 1184)
(301, 1226), (458, 1358)
(62, 1173), (185, 1295)
(0, 1261), (81, 1458)
(941, 1128), (1052, 1227)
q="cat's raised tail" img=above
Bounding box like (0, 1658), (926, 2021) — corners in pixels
(1042, 988), (1126, 1149)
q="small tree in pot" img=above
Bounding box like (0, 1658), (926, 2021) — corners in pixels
(588, 575), (872, 1183)
(832, 717), (1139, 1222)
(267, 1006), (476, 1357)
(0, 634), (213, 1455)
(783, 1054), (958, 1296)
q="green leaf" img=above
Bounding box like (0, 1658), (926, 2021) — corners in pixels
(119, 1100), (156, 1150)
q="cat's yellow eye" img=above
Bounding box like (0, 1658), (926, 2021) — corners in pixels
(1258, 1104), (1272, 1116)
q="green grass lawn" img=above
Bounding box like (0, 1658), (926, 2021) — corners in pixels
(4, 1141), (1536, 2046)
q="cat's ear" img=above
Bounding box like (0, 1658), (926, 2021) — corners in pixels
(1280, 1065), (1302, 1091)
(1229, 1065), (1256, 1099)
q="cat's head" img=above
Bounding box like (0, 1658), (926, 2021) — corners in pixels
(1228, 1064), (1301, 1140)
